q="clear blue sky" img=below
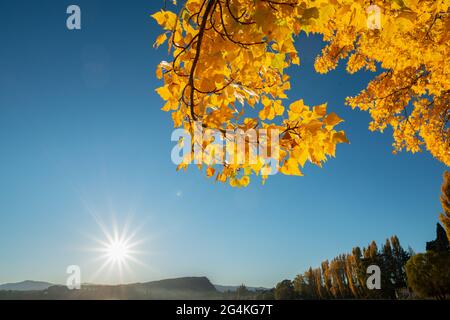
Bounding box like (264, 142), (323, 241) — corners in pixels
(0, 0), (447, 288)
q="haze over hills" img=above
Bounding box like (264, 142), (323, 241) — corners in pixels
(0, 280), (54, 291)
(0, 277), (270, 300)
(0, 278), (268, 293)
(214, 285), (270, 292)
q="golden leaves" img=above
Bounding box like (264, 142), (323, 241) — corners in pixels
(333, 131), (350, 144)
(151, 10), (177, 31)
(308, 0), (450, 167)
(155, 85), (172, 101)
(153, 0), (449, 187)
(206, 167), (215, 178)
(230, 176), (251, 188)
(288, 100), (308, 121)
(277, 99), (349, 178)
(324, 113), (344, 128)
(153, 33), (168, 48)
(280, 158), (303, 176)
(258, 97), (285, 121)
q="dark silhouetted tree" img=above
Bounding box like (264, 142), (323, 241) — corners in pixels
(406, 251), (450, 300)
(255, 289), (275, 300)
(274, 280), (295, 300)
(235, 284), (250, 299)
(390, 236), (410, 289)
(426, 223), (450, 253)
(293, 274), (312, 299)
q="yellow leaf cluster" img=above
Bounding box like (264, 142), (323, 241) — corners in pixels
(153, 0), (449, 187)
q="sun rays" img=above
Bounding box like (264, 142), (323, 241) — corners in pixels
(84, 211), (150, 284)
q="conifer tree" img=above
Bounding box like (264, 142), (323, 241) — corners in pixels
(426, 223), (450, 252)
(390, 235), (409, 289)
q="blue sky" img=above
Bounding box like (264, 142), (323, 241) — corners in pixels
(0, 0), (447, 288)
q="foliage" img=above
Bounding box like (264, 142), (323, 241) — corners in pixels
(440, 171), (450, 241)
(153, 0), (450, 186)
(405, 251), (450, 300)
(292, 236), (410, 299)
(274, 279), (295, 300)
(235, 284), (251, 299)
(255, 288), (275, 300)
(408, 211), (450, 300)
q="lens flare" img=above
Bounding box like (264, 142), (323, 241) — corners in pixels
(105, 238), (130, 263)
(87, 214), (148, 283)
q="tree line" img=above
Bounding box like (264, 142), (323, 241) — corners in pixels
(232, 171), (450, 300)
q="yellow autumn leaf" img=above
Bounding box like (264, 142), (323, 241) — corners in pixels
(333, 131), (349, 144)
(324, 113), (343, 128)
(151, 10), (177, 31)
(313, 103), (327, 117)
(280, 158), (303, 176)
(155, 85), (172, 100)
(206, 167), (215, 178)
(292, 146), (309, 167)
(153, 33), (168, 48)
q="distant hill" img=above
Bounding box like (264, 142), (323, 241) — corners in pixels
(0, 277), (272, 300)
(139, 276), (217, 292)
(0, 280), (54, 291)
(0, 277), (220, 300)
(214, 284), (270, 292)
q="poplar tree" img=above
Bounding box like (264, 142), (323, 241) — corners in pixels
(440, 171), (450, 242)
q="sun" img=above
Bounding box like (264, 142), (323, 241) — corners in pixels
(87, 215), (147, 282)
(95, 223), (143, 269)
(105, 238), (131, 264)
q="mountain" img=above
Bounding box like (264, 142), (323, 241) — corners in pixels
(0, 280), (54, 291)
(138, 276), (217, 292)
(0, 277), (271, 299)
(214, 284), (270, 292)
(0, 277), (220, 300)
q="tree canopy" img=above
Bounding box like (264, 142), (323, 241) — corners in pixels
(290, 236), (410, 299)
(406, 251), (450, 300)
(153, 0), (449, 186)
(275, 279), (296, 300)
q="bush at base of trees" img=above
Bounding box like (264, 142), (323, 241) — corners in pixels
(406, 251), (450, 300)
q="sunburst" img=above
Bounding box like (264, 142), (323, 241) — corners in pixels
(88, 215), (147, 283)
